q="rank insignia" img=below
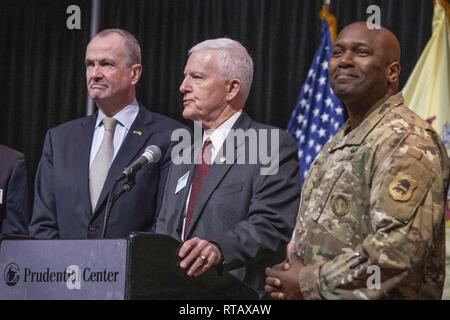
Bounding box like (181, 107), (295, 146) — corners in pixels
(388, 172), (417, 201)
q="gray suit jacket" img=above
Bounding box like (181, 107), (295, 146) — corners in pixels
(156, 112), (300, 294)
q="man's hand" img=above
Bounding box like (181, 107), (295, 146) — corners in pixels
(265, 259), (305, 300)
(178, 237), (222, 277)
(263, 241), (296, 296)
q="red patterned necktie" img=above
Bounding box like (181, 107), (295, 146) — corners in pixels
(183, 139), (212, 237)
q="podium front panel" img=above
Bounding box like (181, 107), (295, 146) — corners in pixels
(0, 239), (127, 300)
(126, 233), (259, 299)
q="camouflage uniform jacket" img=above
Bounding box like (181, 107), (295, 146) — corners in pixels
(294, 92), (450, 299)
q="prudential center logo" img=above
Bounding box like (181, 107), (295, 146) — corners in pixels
(4, 263), (20, 286)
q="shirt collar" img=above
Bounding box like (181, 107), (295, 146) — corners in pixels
(203, 111), (242, 150)
(331, 92), (404, 150)
(95, 99), (140, 129)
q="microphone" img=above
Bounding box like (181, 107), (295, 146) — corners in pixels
(117, 145), (162, 181)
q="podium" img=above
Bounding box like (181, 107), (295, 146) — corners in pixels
(0, 233), (258, 300)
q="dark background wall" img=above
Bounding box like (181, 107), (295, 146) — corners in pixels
(0, 0), (433, 193)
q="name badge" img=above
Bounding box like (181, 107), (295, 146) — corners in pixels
(175, 171), (190, 194)
(0, 189), (3, 204)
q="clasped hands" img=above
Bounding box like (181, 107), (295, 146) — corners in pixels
(264, 242), (305, 300)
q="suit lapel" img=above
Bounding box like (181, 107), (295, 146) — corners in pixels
(77, 115), (97, 215)
(172, 151), (196, 237)
(186, 112), (252, 238)
(92, 107), (154, 216)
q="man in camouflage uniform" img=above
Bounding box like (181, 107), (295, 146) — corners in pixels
(265, 22), (450, 299)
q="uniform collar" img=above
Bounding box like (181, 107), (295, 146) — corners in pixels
(330, 92), (404, 151)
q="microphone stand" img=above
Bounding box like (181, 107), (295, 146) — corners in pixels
(100, 172), (137, 239)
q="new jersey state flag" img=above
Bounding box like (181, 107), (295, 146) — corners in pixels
(402, 0), (450, 225)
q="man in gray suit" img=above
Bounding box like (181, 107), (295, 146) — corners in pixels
(155, 38), (300, 294)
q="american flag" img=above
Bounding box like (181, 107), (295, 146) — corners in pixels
(288, 19), (346, 186)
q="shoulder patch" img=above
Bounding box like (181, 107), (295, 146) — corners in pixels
(388, 172), (418, 202)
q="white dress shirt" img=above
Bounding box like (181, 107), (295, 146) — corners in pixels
(89, 100), (140, 168)
(181, 110), (242, 240)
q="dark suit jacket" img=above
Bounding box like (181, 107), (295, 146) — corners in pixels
(0, 145), (30, 235)
(29, 106), (186, 239)
(156, 112), (300, 293)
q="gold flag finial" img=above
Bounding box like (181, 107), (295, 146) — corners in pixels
(435, 0), (450, 24)
(320, 4), (338, 43)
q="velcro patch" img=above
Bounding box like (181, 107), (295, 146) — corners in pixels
(388, 172), (418, 201)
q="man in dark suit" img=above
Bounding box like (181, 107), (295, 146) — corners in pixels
(29, 29), (185, 239)
(155, 38), (300, 293)
(0, 145), (29, 235)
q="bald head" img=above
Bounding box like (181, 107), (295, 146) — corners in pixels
(338, 22), (401, 65)
(328, 22), (402, 120)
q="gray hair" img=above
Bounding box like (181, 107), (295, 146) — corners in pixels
(189, 38), (254, 100)
(94, 28), (141, 65)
